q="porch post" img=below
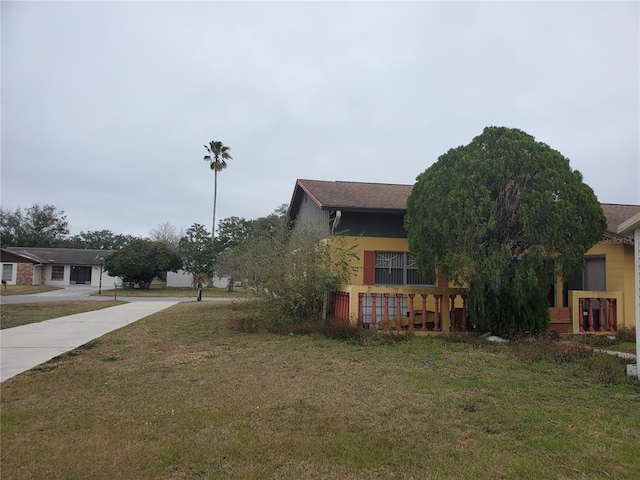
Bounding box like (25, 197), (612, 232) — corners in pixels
(462, 295), (468, 332)
(610, 298), (617, 331)
(408, 294), (416, 332)
(420, 293), (428, 332)
(450, 295), (456, 332)
(607, 298), (615, 332)
(598, 298), (605, 332)
(587, 298), (594, 332)
(434, 294), (442, 332)
(371, 293), (378, 331)
(383, 293), (390, 331)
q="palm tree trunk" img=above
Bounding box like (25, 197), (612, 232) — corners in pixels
(212, 169), (218, 239)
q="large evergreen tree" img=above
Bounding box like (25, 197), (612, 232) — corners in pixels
(104, 239), (182, 289)
(178, 224), (215, 283)
(405, 126), (606, 336)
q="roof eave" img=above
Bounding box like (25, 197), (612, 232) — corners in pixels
(618, 212), (640, 236)
(602, 231), (634, 245)
(318, 206), (407, 215)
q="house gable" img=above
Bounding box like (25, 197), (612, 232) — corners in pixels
(288, 179), (412, 237)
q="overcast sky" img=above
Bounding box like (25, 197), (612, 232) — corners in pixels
(2, 1), (639, 238)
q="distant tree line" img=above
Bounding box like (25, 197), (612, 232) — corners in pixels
(1, 204), (133, 249)
(0, 202), (307, 293)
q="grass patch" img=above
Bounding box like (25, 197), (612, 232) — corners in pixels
(1, 285), (62, 296)
(1, 303), (639, 479)
(99, 285), (250, 298)
(568, 328), (638, 354)
(0, 301), (127, 329)
(228, 302), (413, 346)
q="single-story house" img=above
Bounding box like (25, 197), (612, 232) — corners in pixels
(166, 269), (229, 288)
(288, 178), (640, 334)
(0, 247), (119, 288)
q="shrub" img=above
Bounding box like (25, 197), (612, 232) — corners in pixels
(511, 336), (594, 363)
(323, 318), (363, 343)
(616, 327), (636, 343)
(444, 333), (486, 345)
(575, 353), (634, 386)
(218, 222), (357, 324)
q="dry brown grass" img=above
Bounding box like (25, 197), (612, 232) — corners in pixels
(1, 285), (61, 296)
(0, 300), (127, 329)
(1, 302), (639, 479)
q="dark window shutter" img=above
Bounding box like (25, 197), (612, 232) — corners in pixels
(363, 251), (375, 285)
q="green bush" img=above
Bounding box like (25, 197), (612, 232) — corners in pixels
(616, 327), (636, 343)
(511, 336), (594, 363)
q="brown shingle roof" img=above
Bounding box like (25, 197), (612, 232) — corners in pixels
(3, 248), (111, 265)
(295, 179), (412, 213)
(292, 179), (640, 238)
(600, 204), (640, 235)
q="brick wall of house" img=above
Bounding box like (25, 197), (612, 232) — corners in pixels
(16, 263), (34, 285)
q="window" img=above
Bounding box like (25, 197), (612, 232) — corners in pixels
(374, 252), (429, 285)
(566, 257), (606, 291)
(2, 264), (13, 281)
(51, 265), (64, 281)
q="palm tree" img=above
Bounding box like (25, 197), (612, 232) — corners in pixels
(203, 140), (232, 238)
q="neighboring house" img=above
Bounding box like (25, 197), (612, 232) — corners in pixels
(288, 178), (640, 334)
(166, 269), (228, 288)
(618, 212), (640, 379)
(0, 247), (118, 288)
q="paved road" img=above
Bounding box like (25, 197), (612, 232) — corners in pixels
(0, 285), (235, 305)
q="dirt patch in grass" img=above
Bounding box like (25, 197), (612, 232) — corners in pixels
(0, 301), (127, 329)
(1, 302), (639, 479)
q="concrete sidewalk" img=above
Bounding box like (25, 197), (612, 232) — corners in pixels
(0, 301), (178, 382)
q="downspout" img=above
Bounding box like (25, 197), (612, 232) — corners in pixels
(324, 211), (342, 320)
(331, 210), (342, 234)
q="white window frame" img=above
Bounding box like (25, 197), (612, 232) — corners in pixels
(2, 263), (14, 282)
(51, 265), (65, 281)
(374, 252), (431, 286)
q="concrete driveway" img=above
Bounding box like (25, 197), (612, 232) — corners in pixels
(0, 301), (179, 382)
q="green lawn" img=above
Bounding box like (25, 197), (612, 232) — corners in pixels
(1, 302), (639, 479)
(0, 301), (127, 329)
(98, 285), (250, 298)
(0, 285), (62, 296)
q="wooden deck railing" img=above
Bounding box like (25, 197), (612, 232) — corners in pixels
(334, 289), (622, 335)
(568, 291), (622, 333)
(332, 287), (469, 333)
(577, 296), (617, 332)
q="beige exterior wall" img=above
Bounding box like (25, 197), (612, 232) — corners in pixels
(332, 236), (465, 330)
(337, 235), (411, 285)
(582, 241), (636, 329)
(332, 236), (637, 332)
